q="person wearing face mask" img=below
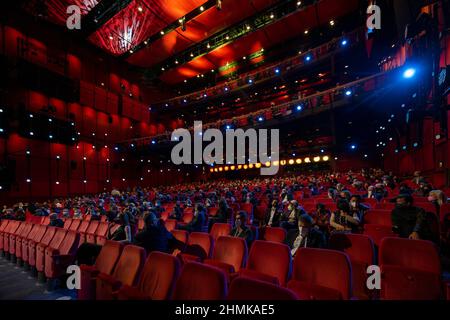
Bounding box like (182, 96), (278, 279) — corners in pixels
(264, 199), (282, 227)
(391, 194), (433, 240)
(349, 195), (369, 224)
(280, 200), (304, 231)
(230, 211), (253, 246)
(330, 199), (360, 233)
(287, 214), (326, 257)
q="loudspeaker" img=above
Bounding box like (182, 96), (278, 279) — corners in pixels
(70, 160), (77, 170)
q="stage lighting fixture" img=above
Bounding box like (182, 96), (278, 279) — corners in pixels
(0, 129), (3, 133)
(322, 156), (329, 161)
(275, 68), (280, 74)
(248, 79), (253, 84)
(341, 39), (348, 46)
(26, 178), (31, 183)
(152, 140), (156, 144)
(350, 144), (356, 150)
(296, 105), (302, 111)
(305, 55), (311, 62)
(258, 116), (264, 122)
(345, 90), (352, 96)
(403, 67), (416, 79)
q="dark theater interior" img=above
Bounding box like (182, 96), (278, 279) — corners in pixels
(0, 0), (450, 308)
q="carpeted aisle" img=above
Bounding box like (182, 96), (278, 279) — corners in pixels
(0, 255), (76, 300)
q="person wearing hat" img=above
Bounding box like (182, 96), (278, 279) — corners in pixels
(287, 213), (326, 256)
(48, 213), (64, 228)
(391, 194), (434, 241)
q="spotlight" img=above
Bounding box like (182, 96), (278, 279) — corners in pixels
(297, 1), (301, 6)
(296, 105), (302, 111)
(329, 20), (335, 26)
(270, 13), (274, 19)
(345, 90), (352, 96)
(48, 118), (52, 122)
(305, 55), (312, 62)
(275, 68), (280, 74)
(257, 116), (264, 122)
(403, 67), (416, 79)
(0, 129), (3, 133)
(26, 150), (31, 155)
(200, 5), (204, 11)
(56, 181), (60, 185)
(341, 39), (348, 46)
(151, 140), (156, 144)
(248, 79), (253, 84)
(29, 131), (34, 136)
(114, 147), (119, 151)
(350, 144), (357, 150)
(49, 134), (53, 139)
(26, 178), (31, 183)
(130, 143), (135, 147)
(0, 109), (3, 112)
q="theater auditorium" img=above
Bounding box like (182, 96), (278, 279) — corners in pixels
(0, 0), (450, 304)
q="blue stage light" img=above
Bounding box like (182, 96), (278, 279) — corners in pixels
(403, 68), (416, 79)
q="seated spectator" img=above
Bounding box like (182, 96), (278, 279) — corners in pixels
(107, 212), (132, 243)
(391, 194), (433, 240)
(264, 199), (282, 227)
(349, 195), (370, 223)
(280, 200), (304, 231)
(415, 181), (433, 197)
(48, 213), (64, 228)
(287, 214), (326, 256)
(169, 201), (183, 221)
(178, 203), (206, 233)
(428, 190), (448, 218)
(133, 211), (172, 254)
(330, 199), (360, 233)
(208, 198), (230, 232)
(312, 203), (331, 235)
(230, 211), (253, 246)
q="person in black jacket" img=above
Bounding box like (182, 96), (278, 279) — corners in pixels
(169, 201), (183, 221)
(391, 194), (434, 240)
(207, 198), (230, 232)
(48, 213), (64, 228)
(263, 199), (282, 227)
(133, 212), (172, 254)
(230, 211), (254, 247)
(287, 213), (326, 256)
(178, 203), (206, 232)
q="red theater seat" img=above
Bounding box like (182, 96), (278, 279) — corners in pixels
(164, 219), (177, 232)
(172, 262), (227, 300)
(44, 231), (80, 279)
(83, 220), (100, 244)
(96, 245), (146, 300)
(63, 219), (73, 229)
(28, 226), (57, 268)
(287, 248), (352, 300)
(204, 236), (247, 274)
(210, 223), (232, 241)
(22, 224), (47, 264)
(9, 222), (31, 257)
(171, 229), (189, 246)
(364, 210), (392, 226)
(379, 237), (441, 300)
(329, 233), (375, 299)
(363, 224), (397, 246)
(79, 241), (124, 300)
(16, 223), (38, 261)
(93, 222), (109, 245)
(77, 220), (91, 244)
(68, 219), (81, 232)
(36, 228), (67, 275)
(239, 240), (291, 286)
(263, 227), (287, 243)
(117, 251), (181, 300)
(228, 277), (298, 300)
(181, 232), (213, 261)
(2, 221), (20, 254)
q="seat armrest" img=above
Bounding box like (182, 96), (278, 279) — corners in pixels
(97, 272), (122, 289)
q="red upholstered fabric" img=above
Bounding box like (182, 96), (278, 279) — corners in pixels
(263, 227), (287, 243)
(172, 262), (227, 300)
(207, 236), (247, 273)
(364, 210), (392, 226)
(15, 224), (37, 259)
(44, 231), (80, 278)
(228, 277), (298, 300)
(210, 223), (232, 241)
(287, 280), (343, 300)
(36, 228), (67, 272)
(28, 226), (56, 267)
(22, 225), (47, 263)
(288, 247), (352, 300)
(241, 240), (291, 286)
(380, 265), (441, 300)
(186, 232), (214, 259)
(78, 241), (123, 300)
(69, 219), (81, 232)
(171, 229), (189, 244)
(164, 219), (177, 232)
(329, 233), (374, 265)
(117, 251), (181, 300)
(379, 237), (441, 275)
(363, 224), (398, 246)
(96, 245), (146, 300)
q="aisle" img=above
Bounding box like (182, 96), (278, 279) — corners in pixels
(0, 255), (76, 300)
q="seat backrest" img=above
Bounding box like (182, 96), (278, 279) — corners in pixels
(182, 211), (194, 224)
(63, 219), (73, 229)
(379, 237), (440, 274)
(13, 222), (26, 236)
(164, 219), (177, 232)
(0, 220), (9, 232)
(25, 224), (39, 240)
(95, 222), (109, 237)
(263, 227), (287, 243)
(213, 236), (247, 272)
(188, 232), (213, 258)
(364, 210), (392, 226)
(86, 220), (99, 234)
(172, 262), (227, 300)
(246, 240), (291, 286)
(171, 229), (189, 244)
(78, 220), (90, 233)
(39, 226), (57, 246)
(210, 223), (232, 241)
(7, 221), (20, 234)
(19, 223), (33, 238)
(112, 245), (146, 286)
(137, 251), (181, 300)
(95, 240), (124, 274)
(58, 231), (80, 255)
(329, 233), (374, 265)
(47, 228), (67, 250)
(69, 219), (81, 232)
(41, 216), (50, 225)
(293, 247), (352, 300)
(32, 225), (47, 242)
(228, 277), (298, 300)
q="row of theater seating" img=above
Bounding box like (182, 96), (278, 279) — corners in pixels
(0, 218), (121, 284)
(79, 235), (449, 300)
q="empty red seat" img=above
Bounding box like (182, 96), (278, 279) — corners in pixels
(182, 232), (213, 261)
(22, 224), (47, 264)
(239, 240), (291, 286)
(68, 219), (81, 232)
(171, 229), (189, 246)
(63, 219), (72, 229)
(9, 222), (31, 257)
(329, 233), (375, 299)
(263, 227), (287, 243)
(208, 207), (219, 217)
(28, 226), (56, 268)
(83, 220), (99, 244)
(204, 236), (247, 274)
(228, 277), (298, 300)
(172, 262), (227, 300)
(364, 210), (392, 226)
(79, 240), (124, 300)
(92, 222), (109, 245)
(44, 231), (80, 279)
(181, 208), (194, 224)
(36, 228), (67, 275)
(363, 224), (397, 246)
(117, 251), (181, 300)
(15, 223), (37, 261)
(2, 221), (20, 254)
(41, 216), (50, 225)
(96, 245), (146, 300)
(287, 247), (352, 300)
(77, 220), (91, 243)
(164, 219), (177, 232)
(210, 223), (232, 241)
(240, 203), (253, 217)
